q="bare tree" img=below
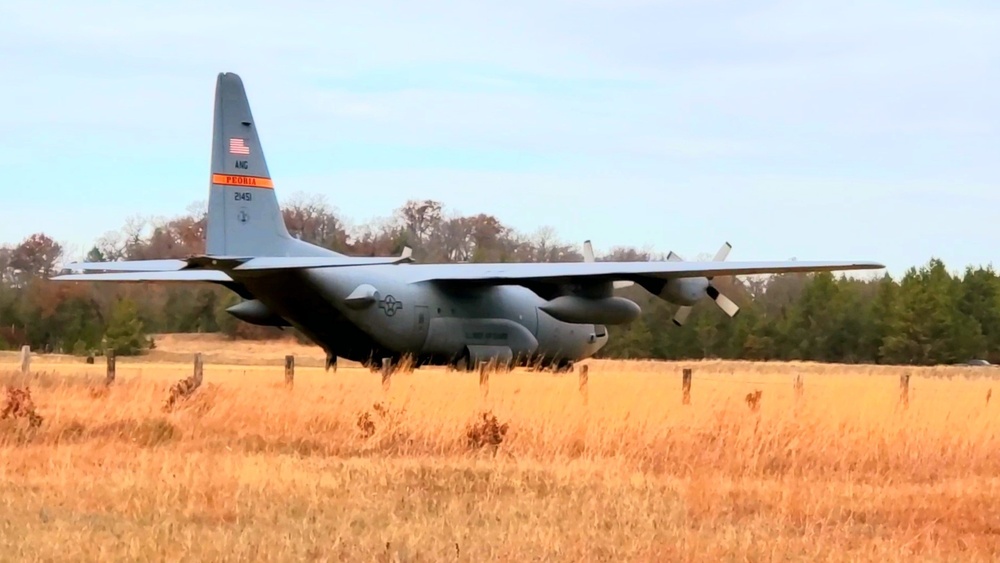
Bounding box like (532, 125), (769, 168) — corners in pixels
(282, 192), (348, 251)
(397, 200), (443, 243)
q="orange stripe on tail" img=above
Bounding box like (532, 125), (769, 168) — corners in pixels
(211, 174), (274, 189)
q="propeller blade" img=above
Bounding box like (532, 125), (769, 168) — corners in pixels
(585, 239), (634, 288)
(670, 243), (738, 325)
(706, 285), (740, 317)
(672, 305), (693, 326)
(712, 242), (732, 262)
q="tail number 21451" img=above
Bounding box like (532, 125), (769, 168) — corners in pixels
(234, 192), (252, 202)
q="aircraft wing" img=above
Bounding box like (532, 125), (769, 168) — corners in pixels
(53, 259), (883, 284)
(406, 260), (884, 284)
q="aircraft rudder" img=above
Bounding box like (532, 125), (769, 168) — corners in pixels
(204, 72), (340, 258)
(206, 71), (290, 256)
(211, 71), (271, 180)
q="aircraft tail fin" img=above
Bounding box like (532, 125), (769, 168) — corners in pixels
(205, 72), (337, 258)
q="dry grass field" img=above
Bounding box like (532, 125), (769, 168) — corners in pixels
(2, 335), (1000, 561)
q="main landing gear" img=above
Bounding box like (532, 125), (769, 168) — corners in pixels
(554, 360), (575, 374)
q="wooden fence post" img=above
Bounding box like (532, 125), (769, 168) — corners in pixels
(579, 364), (589, 404)
(19, 346), (30, 375)
(284, 355), (295, 388)
(106, 349), (116, 385)
(381, 357), (392, 390)
(193, 353), (203, 387)
(682, 368), (692, 405)
(794, 374), (804, 398)
(899, 372), (909, 408)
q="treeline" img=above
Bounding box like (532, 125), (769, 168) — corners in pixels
(0, 193), (997, 365)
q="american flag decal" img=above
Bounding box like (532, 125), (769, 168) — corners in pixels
(229, 138), (250, 155)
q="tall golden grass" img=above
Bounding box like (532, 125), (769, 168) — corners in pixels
(1, 348), (1000, 561)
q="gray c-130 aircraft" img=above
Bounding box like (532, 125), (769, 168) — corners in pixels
(52, 72), (884, 372)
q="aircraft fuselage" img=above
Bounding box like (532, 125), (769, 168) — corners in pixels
(236, 264), (609, 369)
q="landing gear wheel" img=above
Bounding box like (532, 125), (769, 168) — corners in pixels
(553, 360), (573, 373)
(448, 348), (478, 372)
(458, 349), (473, 372)
(367, 355), (399, 373)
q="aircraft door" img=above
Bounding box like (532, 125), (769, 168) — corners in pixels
(414, 305), (429, 346)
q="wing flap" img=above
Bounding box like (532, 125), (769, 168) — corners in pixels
(233, 255), (413, 271)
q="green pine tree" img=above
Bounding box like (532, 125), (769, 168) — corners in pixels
(103, 298), (150, 356)
(957, 266), (1000, 362)
(880, 259), (984, 365)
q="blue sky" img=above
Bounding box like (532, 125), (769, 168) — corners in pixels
(0, 0), (997, 277)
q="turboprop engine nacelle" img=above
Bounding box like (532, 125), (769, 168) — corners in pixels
(226, 299), (290, 327)
(657, 277), (710, 306)
(539, 295), (641, 325)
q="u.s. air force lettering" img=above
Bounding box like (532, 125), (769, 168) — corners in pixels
(377, 294), (402, 317)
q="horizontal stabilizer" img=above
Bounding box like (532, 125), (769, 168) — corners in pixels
(60, 250), (413, 276)
(51, 271), (234, 283)
(62, 259), (189, 272)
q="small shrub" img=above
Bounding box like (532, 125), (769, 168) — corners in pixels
(355, 401), (406, 439)
(163, 376), (201, 412)
(1, 386), (42, 428)
(465, 411), (509, 453)
(356, 411), (376, 438)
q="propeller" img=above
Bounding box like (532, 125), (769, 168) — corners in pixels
(583, 240), (633, 289)
(669, 242), (740, 326)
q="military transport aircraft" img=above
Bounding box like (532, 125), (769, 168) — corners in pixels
(51, 72), (884, 372)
